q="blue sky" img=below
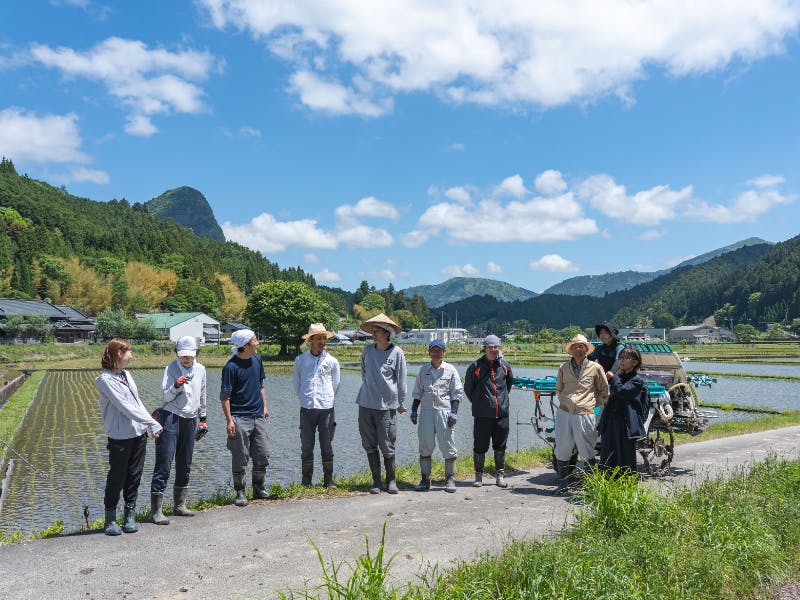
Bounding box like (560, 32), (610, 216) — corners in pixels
(2, 1), (799, 293)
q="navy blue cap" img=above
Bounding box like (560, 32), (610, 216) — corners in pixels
(428, 339), (446, 349)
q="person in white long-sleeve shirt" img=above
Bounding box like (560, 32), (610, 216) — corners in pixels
(96, 338), (162, 536)
(292, 323), (341, 487)
(149, 336), (207, 524)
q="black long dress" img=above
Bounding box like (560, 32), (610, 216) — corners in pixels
(597, 370), (646, 474)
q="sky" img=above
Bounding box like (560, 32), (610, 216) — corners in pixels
(2, 1), (800, 294)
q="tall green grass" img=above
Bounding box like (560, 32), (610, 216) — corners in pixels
(281, 458), (800, 599)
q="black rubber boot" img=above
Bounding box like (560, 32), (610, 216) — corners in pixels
(367, 451), (382, 494)
(122, 503), (138, 533)
(301, 461), (314, 486)
(384, 456), (399, 494)
(151, 492), (170, 525)
(444, 457), (457, 493)
(173, 486), (195, 516)
(322, 461), (336, 489)
(233, 471), (248, 507)
(104, 508), (122, 536)
(415, 456), (432, 491)
(553, 460), (571, 495)
(473, 452), (485, 487)
(252, 469), (274, 499)
(494, 450), (508, 488)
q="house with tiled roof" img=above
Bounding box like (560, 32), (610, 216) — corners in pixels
(0, 299), (96, 342)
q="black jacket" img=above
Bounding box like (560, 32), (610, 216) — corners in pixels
(597, 370), (647, 440)
(463, 355), (513, 419)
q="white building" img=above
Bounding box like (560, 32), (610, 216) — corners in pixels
(668, 325), (732, 343)
(396, 328), (469, 345)
(145, 312), (221, 343)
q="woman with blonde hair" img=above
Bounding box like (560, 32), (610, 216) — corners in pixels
(96, 339), (162, 535)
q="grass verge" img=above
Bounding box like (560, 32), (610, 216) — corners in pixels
(280, 457), (800, 599)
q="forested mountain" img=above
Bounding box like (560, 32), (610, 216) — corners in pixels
(401, 277), (537, 308)
(0, 160), (313, 319)
(145, 186), (225, 242)
(543, 237), (770, 296)
(436, 240), (789, 330)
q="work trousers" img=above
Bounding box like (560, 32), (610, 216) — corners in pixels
(473, 415), (509, 454)
(554, 408), (597, 465)
(104, 433), (147, 509)
(358, 406), (396, 458)
(227, 414), (270, 474)
(300, 407), (335, 463)
(418, 409), (457, 459)
(151, 411), (198, 493)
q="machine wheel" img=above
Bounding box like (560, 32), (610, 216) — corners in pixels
(637, 424), (674, 477)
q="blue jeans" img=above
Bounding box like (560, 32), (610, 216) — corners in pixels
(151, 411), (197, 493)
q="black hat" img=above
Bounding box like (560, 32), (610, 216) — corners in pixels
(594, 322), (619, 339)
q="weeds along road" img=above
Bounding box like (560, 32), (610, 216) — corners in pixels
(1, 426), (799, 600)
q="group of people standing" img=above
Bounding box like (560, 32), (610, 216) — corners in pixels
(95, 314), (645, 536)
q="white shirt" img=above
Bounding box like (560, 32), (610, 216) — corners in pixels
(292, 350), (341, 410)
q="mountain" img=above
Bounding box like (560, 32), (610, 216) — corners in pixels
(402, 277), (537, 308)
(435, 240), (783, 329)
(543, 237), (771, 296)
(145, 186), (226, 242)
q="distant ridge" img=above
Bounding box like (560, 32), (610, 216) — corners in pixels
(543, 237), (771, 297)
(402, 277), (537, 308)
(145, 186), (226, 242)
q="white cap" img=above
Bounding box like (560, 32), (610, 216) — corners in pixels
(176, 336), (198, 357)
(230, 329), (256, 353)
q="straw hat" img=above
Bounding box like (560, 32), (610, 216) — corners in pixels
(360, 313), (402, 336)
(564, 334), (594, 354)
(302, 323), (335, 340)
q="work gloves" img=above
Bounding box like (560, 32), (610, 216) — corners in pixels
(447, 412), (458, 427)
(410, 411), (418, 425)
(195, 421), (208, 441)
(175, 375), (190, 388)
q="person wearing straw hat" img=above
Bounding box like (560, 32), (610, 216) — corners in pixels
(220, 329), (273, 506)
(292, 323), (341, 488)
(410, 339), (463, 493)
(464, 334), (514, 488)
(356, 313), (408, 494)
(553, 333), (609, 494)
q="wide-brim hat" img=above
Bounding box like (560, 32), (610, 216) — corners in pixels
(360, 313), (402, 336)
(565, 334), (594, 354)
(302, 323), (335, 340)
(595, 322), (619, 339)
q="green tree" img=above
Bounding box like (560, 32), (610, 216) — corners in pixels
(790, 317), (800, 336)
(653, 312), (677, 330)
(360, 292), (386, 312)
(96, 308), (136, 340)
(245, 281), (337, 355)
(732, 323), (758, 343)
(392, 309), (421, 330)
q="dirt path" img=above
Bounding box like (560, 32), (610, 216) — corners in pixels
(1, 426), (799, 600)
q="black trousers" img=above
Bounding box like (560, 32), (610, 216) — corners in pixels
(300, 407), (335, 464)
(473, 416), (509, 454)
(104, 433), (147, 509)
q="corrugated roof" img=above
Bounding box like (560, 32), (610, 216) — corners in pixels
(144, 312), (219, 328)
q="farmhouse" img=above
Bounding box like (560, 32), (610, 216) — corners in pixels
(668, 324), (732, 343)
(143, 312), (220, 343)
(0, 298), (95, 342)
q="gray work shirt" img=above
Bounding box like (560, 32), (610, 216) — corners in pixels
(355, 343), (407, 410)
(412, 361), (463, 411)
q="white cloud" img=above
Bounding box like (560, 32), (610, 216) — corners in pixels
(0, 108), (89, 163)
(221, 213), (337, 253)
(337, 224), (393, 248)
(637, 229), (666, 241)
(444, 186), (471, 203)
(359, 268), (407, 282)
(535, 169), (567, 195)
(199, 0), (800, 114)
(487, 261), (503, 274)
(239, 125), (262, 138)
(314, 268), (341, 282)
(303, 253), (321, 263)
(494, 174), (527, 198)
(747, 174), (785, 188)
(578, 174), (693, 225)
(50, 166), (110, 185)
(401, 230), (430, 248)
(529, 254), (579, 273)
(335, 196), (399, 224)
(442, 263), (481, 277)
(686, 188), (794, 223)
(449, 142), (465, 151)
(28, 37), (219, 134)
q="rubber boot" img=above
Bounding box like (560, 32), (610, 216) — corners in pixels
(494, 450), (508, 488)
(473, 452), (485, 487)
(104, 508), (122, 536)
(415, 456), (432, 491)
(233, 471), (248, 507)
(301, 461), (314, 486)
(252, 469), (275, 499)
(553, 460), (571, 495)
(444, 457), (457, 493)
(322, 461), (336, 489)
(384, 455), (399, 494)
(151, 492), (170, 525)
(122, 503), (138, 533)
(173, 486), (195, 516)
(367, 451), (382, 494)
